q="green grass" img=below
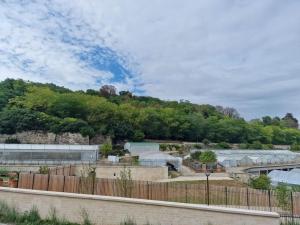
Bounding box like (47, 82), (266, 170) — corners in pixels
(0, 201), (89, 225)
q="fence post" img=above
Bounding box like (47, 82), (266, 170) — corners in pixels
(268, 189), (272, 212)
(291, 192), (294, 223)
(147, 181), (150, 199)
(47, 174), (51, 191)
(225, 186), (228, 207)
(31, 173), (35, 190)
(246, 188), (250, 209)
(185, 184), (188, 203)
(63, 175), (66, 192)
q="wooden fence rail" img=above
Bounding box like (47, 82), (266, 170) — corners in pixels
(16, 172), (300, 219)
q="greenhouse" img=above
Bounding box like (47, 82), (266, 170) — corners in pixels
(0, 144), (99, 164)
(139, 152), (182, 171)
(214, 150), (299, 168)
(124, 142), (160, 156)
(268, 169), (300, 186)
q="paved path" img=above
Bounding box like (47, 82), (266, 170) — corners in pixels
(156, 173), (233, 182)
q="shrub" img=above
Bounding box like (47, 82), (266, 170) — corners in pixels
(193, 144), (202, 149)
(100, 143), (113, 158)
(276, 184), (291, 211)
(290, 143), (300, 151)
(239, 143), (248, 149)
(4, 138), (21, 144)
(39, 166), (50, 174)
(215, 142), (231, 149)
(159, 144), (168, 151)
(199, 150), (217, 164)
(250, 175), (271, 190)
(202, 139), (210, 146)
(248, 141), (263, 149)
(262, 144), (274, 150)
(190, 151), (201, 160)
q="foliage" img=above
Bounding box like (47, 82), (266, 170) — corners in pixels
(190, 151), (201, 160)
(1, 79), (300, 144)
(4, 137), (21, 144)
(215, 142), (231, 149)
(248, 141), (263, 149)
(276, 184), (291, 211)
(117, 167), (133, 198)
(193, 143), (202, 149)
(202, 139), (210, 146)
(250, 175), (271, 190)
(100, 143), (113, 158)
(199, 150), (217, 164)
(39, 166), (50, 174)
(0, 167), (9, 176)
(290, 143), (300, 151)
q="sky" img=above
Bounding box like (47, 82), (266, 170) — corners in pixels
(0, 0), (300, 120)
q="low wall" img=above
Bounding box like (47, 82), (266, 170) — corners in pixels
(0, 187), (280, 225)
(76, 165), (169, 181)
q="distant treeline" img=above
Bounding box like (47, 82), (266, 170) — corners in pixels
(0, 79), (299, 145)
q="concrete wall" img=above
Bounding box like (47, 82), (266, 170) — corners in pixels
(0, 187), (280, 225)
(75, 165), (169, 181)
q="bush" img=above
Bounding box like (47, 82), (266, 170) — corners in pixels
(100, 143), (113, 158)
(215, 142), (231, 149)
(193, 144), (202, 149)
(250, 175), (271, 190)
(159, 144), (168, 151)
(290, 143), (300, 151)
(4, 138), (21, 144)
(202, 139), (210, 146)
(239, 143), (248, 149)
(262, 144), (274, 150)
(190, 151), (201, 160)
(199, 150), (217, 164)
(248, 141), (263, 149)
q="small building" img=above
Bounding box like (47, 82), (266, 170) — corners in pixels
(124, 142), (160, 156)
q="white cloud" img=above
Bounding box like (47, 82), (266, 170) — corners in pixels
(0, 1), (300, 119)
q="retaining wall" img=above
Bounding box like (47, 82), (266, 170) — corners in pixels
(0, 187), (280, 225)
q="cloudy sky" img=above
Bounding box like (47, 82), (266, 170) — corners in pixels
(0, 0), (300, 120)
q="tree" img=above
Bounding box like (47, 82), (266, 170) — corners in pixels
(216, 106), (240, 118)
(250, 175), (271, 190)
(99, 85), (117, 97)
(282, 113), (299, 129)
(199, 150), (217, 164)
(262, 116), (272, 126)
(100, 143), (113, 158)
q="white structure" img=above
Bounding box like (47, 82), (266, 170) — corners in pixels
(124, 142), (160, 156)
(139, 152), (182, 171)
(0, 144), (99, 164)
(213, 150), (299, 168)
(107, 155), (119, 163)
(268, 169), (300, 186)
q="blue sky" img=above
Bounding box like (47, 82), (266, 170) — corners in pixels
(0, 0), (300, 120)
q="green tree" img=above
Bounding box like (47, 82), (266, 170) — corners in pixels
(100, 143), (113, 158)
(250, 175), (271, 190)
(199, 150), (217, 164)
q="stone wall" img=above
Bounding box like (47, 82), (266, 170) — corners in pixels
(0, 131), (109, 144)
(0, 187), (280, 225)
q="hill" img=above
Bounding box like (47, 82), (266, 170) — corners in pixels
(0, 78), (299, 146)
